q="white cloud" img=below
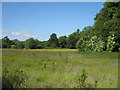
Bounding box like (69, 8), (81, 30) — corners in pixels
(11, 30), (38, 40)
(11, 32), (20, 36)
(0, 29), (10, 38)
(0, 29), (40, 41)
(11, 31), (31, 37)
(0, 29), (41, 40)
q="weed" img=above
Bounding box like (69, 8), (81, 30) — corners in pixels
(2, 68), (27, 88)
(77, 69), (98, 88)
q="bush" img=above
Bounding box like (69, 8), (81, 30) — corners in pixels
(88, 36), (105, 52)
(76, 38), (86, 51)
(107, 32), (116, 52)
(76, 36), (105, 52)
(11, 45), (17, 49)
(2, 68), (27, 88)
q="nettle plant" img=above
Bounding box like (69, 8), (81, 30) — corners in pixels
(107, 32), (116, 52)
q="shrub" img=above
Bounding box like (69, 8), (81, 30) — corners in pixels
(2, 68), (27, 88)
(11, 45), (17, 49)
(76, 38), (86, 51)
(107, 32), (116, 52)
(87, 36), (105, 52)
(76, 36), (105, 52)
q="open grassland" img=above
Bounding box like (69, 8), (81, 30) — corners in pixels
(2, 49), (118, 88)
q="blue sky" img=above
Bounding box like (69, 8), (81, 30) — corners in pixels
(2, 2), (104, 41)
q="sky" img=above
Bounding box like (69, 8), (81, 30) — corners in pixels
(2, 2), (104, 41)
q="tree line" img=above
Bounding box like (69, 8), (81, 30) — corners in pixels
(0, 30), (80, 49)
(1, 1), (120, 52)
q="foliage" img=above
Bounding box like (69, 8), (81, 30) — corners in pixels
(78, 69), (88, 88)
(37, 41), (44, 49)
(93, 1), (120, 48)
(25, 38), (38, 49)
(66, 32), (79, 49)
(47, 33), (59, 48)
(88, 36), (105, 52)
(76, 36), (105, 52)
(0, 39), (2, 48)
(107, 32), (116, 52)
(76, 38), (86, 51)
(11, 45), (17, 49)
(2, 68), (27, 88)
(77, 29), (80, 35)
(77, 69), (98, 88)
(2, 36), (13, 48)
(76, 1), (120, 52)
(58, 36), (67, 48)
(16, 42), (24, 49)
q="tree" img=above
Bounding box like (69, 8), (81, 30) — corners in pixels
(12, 39), (24, 49)
(93, 1), (120, 44)
(77, 29), (80, 35)
(2, 36), (13, 48)
(12, 39), (19, 45)
(79, 26), (93, 41)
(11, 45), (17, 49)
(16, 41), (24, 49)
(66, 32), (79, 49)
(48, 33), (59, 48)
(76, 38), (86, 51)
(25, 38), (38, 49)
(58, 36), (67, 48)
(0, 39), (2, 48)
(93, 1), (120, 51)
(34, 39), (43, 49)
(42, 41), (49, 48)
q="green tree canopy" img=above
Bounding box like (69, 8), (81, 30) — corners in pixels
(66, 32), (79, 49)
(48, 33), (59, 48)
(12, 39), (24, 49)
(93, 1), (120, 40)
(93, 1), (120, 51)
(2, 36), (13, 48)
(25, 38), (38, 49)
(58, 36), (67, 48)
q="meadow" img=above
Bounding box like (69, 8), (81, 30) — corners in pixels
(2, 49), (118, 88)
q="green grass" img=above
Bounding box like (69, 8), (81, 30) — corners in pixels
(2, 50), (118, 88)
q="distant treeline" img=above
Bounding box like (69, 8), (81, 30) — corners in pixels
(1, 1), (120, 52)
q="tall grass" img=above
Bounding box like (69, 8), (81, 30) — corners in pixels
(2, 50), (118, 88)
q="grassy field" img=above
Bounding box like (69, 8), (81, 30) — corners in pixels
(2, 49), (118, 88)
